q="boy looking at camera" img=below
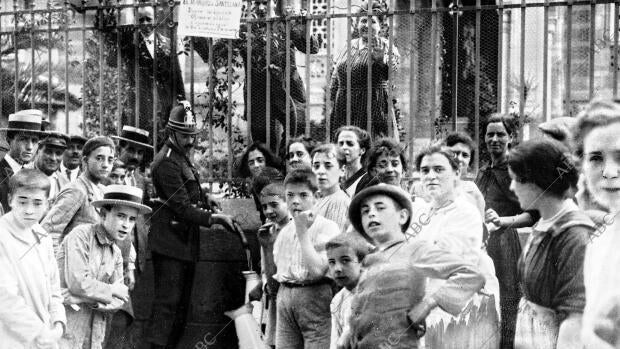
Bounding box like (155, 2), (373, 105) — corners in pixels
(273, 167), (340, 348)
(311, 143), (350, 233)
(0, 169), (66, 348)
(326, 233), (372, 349)
(253, 181), (290, 347)
(57, 185), (152, 348)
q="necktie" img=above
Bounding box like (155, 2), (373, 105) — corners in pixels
(127, 173), (136, 187)
(66, 169), (72, 181)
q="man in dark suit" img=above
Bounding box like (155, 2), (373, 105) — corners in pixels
(57, 134), (87, 188)
(108, 6), (185, 143)
(0, 109), (44, 213)
(147, 102), (237, 349)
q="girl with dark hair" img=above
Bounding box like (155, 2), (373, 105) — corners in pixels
(237, 142), (283, 179)
(285, 136), (316, 173)
(507, 139), (593, 349)
(475, 114), (538, 349)
(329, 0), (400, 139)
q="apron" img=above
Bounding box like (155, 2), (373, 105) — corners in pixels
(424, 292), (500, 349)
(514, 298), (559, 349)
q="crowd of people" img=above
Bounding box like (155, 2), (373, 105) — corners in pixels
(0, 96), (619, 349)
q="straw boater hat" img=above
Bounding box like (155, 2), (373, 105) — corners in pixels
(166, 101), (200, 135)
(0, 109), (45, 134)
(348, 184), (413, 241)
(111, 125), (154, 151)
(92, 184), (152, 214)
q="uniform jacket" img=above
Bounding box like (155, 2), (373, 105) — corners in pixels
(0, 214), (66, 349)
(41, 174), (104, 255)
(150, 140), (212, 261)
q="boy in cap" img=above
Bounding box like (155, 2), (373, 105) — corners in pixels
(344, 184), (484, 348)
(57, 184), (152, 349)
(41, 136), (116, 254)
(30, 131), (69, 202)
(0, 109), (44, 212)
(0, 169), (66, 348)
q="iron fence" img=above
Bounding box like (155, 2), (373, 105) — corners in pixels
(0, 0), (617, 185)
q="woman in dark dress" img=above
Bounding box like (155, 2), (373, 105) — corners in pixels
(508, 139), (593, 349)
(475, 114), (537, 348)
(329, 1), (400, 139)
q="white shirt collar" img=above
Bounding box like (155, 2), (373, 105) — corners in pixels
(60, 162), (78, 176)
(4, 154), (23, 173)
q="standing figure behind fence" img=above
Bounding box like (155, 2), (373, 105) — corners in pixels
(191, 0), (322, 155)
(475, 115), (539, 349)
(329, 0), (400, 140)
(106, 6), (186, 142)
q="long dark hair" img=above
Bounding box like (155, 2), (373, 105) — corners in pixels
(237, 141), (283, 178)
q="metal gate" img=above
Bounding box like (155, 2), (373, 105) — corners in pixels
(0, 0), (617, 183)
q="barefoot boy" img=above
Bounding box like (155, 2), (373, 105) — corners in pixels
(273, 167), (340, 348)
(0, 169), (66, 348)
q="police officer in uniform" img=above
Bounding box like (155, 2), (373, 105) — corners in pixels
(147, 101), (237, 349)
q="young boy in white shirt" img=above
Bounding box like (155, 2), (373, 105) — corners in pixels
(273, 167), (340, 348)
(0, 168), (66, 348)
(326, 233), (372, 349)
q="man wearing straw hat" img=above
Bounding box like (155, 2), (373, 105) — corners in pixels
(112, 125), (153, 189)
(147, 101), (237, 349)
(106, 125), (154, 348)
(0, 109), (44, 213)
(57, 184), (152, 349)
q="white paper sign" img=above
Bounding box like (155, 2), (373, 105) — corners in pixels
(178, 0), (243, 39)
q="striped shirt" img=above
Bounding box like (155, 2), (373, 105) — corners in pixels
(273, 215), (340, 283)
(314, 189), (351, 234)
